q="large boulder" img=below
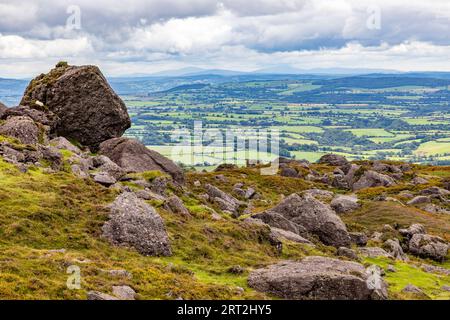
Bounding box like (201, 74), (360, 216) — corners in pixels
(102, 192), (172, 256)
(409, 234), (448, 262)
(20, 64), (131, 150)
(0, 116), (40, 145)
(353, 170), (396, 191)
(205, 184), (245, 216)
(99, 137), (184, 183)
(248, 256), (387, 300)
(258, 194), (351, 248)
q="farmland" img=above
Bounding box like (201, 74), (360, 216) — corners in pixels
(114, 73), (450, 170)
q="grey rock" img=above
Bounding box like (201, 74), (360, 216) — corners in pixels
(337, 247), (360, 261)
(49, 136), (81, 155)
(0, 116), (39, 145)
(280, 167), (298, 178)
(303, 189), (334, 201)
(353, 170), (396, 191)
(87, 291), (118, 300)
(318, 154), (349, 166)
(270, 228), (314, 245)
(112, 286), (136, 300)
(399, 224), (426, 239)
(331, 194), (360, 214)
(401, 284), (427, 297)
(99, 137), (184, 183)
(248, 256), (386, 300)
(383, 239), (408, 261)
(407, 196), (431, 206)
(165, 195), (191, 218)
(135, 189), (166, 201)
(359, 247), (393, 258)
(409, 234), (448, 262)
(20, 64), (131, 150)
(349, 232), (368, 247)
(0, 105), (58, 127)
(104, 269), (133, 279)
(263, 194), (351, 248)
(412, 176), (428, 185)
(102, 192), (172, 256)
(387, 265), (396, 272)
(365, 264), (389, 300)
(421, 264), (450, 276)
(205, 184), (244, 216)
(252, 211), (307, 236)
(420, 187), (450, 197)
(92, 155), (126, 180)
(93, 172), (117, 187)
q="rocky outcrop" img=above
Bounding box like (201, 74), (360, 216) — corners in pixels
(409, 234), (448, 262)
(248, 256), (387, 300)
(165, 195), (191, 218)
(102, 192), (172, 256)
(349, 232), (368, 247)
(0, 101), (7, 117)
(256, 194), (351, 248)
(0, 116), (40, 145)
(353, 170), (396, 191)
(383, 239), (408, 261)
(399, 224), (426, 240)
(0, 105), (58, 128)
(359, 247), (393, 258)
(99, 137), (184, 183)
(20, 64), (131, 150)
(318, 154), (349, 166)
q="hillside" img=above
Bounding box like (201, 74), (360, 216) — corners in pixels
(0, 64), (449, 300)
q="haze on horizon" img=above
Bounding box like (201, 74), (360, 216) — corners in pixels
(1, 0), (450, 78)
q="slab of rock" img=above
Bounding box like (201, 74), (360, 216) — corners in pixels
(318, 154), (349, 166)
(409, 234), (448, 262)
(412, 176), (428, 185)
(102, 192), (172, 256)
(262, 194), (351, 248)
(270, 228), (314, 245)
(303, 189), (334, 201)
(99, 137), (184, 183)
(359, 247), (393, 258)
(49, 136), (81, 155)
(0, 116), (39, 145)
(280, 167), (298, 178)
(92, 155), (126, 180)
(252, 211), (307, 236)
(331, 195), (360, 214)
(353, 170), (396, 191)
(0, 105), (58, 127)
(420, 187), (450, 197)
(93, 172), (117, 187)
(421, 264), (450, 276)
(135, 189), (166, 201)
(20, 64), (131, 150)
(401, 284), (429, 299)
(248, 256), (387, 300)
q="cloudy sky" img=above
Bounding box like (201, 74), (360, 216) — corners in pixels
(1, 0), (450, 78)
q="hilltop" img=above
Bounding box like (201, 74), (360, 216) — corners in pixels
(0, 63), (449, 300)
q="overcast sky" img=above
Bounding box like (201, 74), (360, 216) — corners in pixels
(1, 0), (450, 78)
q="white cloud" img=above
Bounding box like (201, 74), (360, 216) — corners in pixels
(0, 0), (450, 77)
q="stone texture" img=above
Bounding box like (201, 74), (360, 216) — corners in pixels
(353, 170), (396, 191)
(331, 195), (360, 214)
(318, 154), (349, 166)
(102, 192), (172, 256)
(409, 234), (448, 262)
(248, 256), (387, 300)
(99, 137), (184, 183)
(0, 116), (39, 145)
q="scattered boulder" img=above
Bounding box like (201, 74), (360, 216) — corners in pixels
(359, 247), (393, 259)
(407, 196), (431, 206)
(383, 239), (408, 261)
(135, 189), (166, 201)
(331, 194), (360, 214)
(112, 286), (136, 300)
(421, 264), (450, 276)
(349, 232), (368, 247)
(248, 256), (387, 300)
(420, 187), (450, 197)
(1, 105), (58, 128)
(40, 145), (63, 170)
(401, 284), (429, 299)
(93, 172), (116, 187)
(408, 234), (448, 262)
(252, 211), (307, 236)
(399, 224), (426, 240)
(102, 192), (172, 256)
(205, 184), (244, 216)
(20, 64), (131, 150)
(99, 137), (184, 183)
(337, 247), (360, 261)
(165, 195), (191, 218)
(318, 154), (349, 167)
(87, 291), (118, 300)
(0, 116), (40, 145)
(260, 194), (351, 248)
(353, 170), (396, 191)
(411, 176), (428, 185)
(49, 136), (81, 155)
(387, 265), (396, 273)
(92, 155), (126, 180)
(280, 167), (298, 178)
